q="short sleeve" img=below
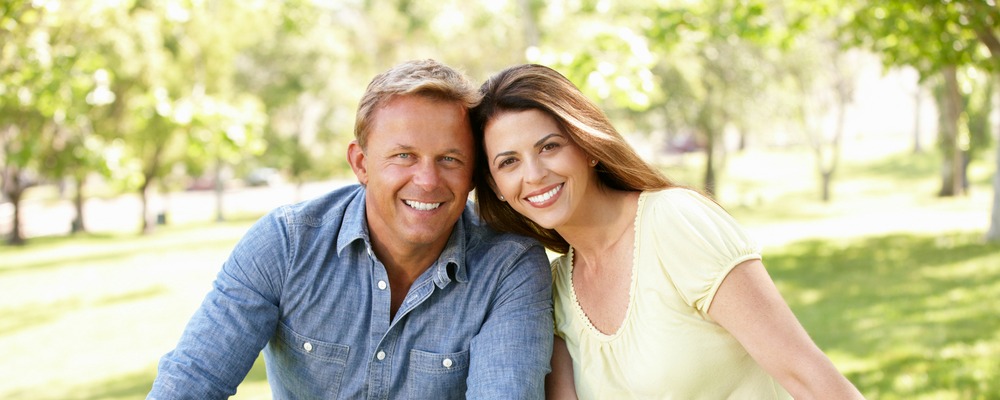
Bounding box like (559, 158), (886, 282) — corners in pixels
(643, 189), (761, 313)
(550, 255), (573, 339)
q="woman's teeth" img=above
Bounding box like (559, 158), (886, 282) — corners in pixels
(527, 184), (561, 204)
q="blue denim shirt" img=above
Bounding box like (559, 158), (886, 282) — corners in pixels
(149, 184), (553, 399)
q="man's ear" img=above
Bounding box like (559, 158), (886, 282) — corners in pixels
(347, 140), (368, 185)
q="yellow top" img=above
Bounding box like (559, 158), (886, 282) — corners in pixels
(552, 189), (792, 399)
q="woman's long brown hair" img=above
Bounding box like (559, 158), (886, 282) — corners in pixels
(470, 64), (675, 254)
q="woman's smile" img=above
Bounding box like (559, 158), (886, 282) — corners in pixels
(526, 183), (564, 206)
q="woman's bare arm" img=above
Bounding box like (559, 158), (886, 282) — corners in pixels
(708, 259), (864, 400)
(545, 335), (579, 399)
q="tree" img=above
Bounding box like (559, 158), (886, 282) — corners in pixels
(0, 0), (78, 244)
(645, 0), (775, 194)
(779, 0), (862, 202)
(844, 0), (999, 198)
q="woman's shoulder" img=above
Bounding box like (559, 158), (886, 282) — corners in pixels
(550, 252), (571, 281)
(639, 187), (725, 221)
(643, 187), (711, 203)
(637, 187), (758, 261)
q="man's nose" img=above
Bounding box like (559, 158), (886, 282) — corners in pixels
(412, 160), (441, 189)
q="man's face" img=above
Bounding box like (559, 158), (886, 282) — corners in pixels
(348, 95), (474, 257)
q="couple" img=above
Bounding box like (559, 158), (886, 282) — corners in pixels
(149, 60), (863, 399)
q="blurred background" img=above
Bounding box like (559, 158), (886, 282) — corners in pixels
(1, 0), (998, 399)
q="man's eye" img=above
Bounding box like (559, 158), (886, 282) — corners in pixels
(396, 153), (411, 159)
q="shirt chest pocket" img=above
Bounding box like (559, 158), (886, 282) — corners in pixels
(404, 348), (470, 399)
(269, 322), (351, 398)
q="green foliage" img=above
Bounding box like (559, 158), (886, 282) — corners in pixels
(3, 0), (999, 239)
(843, 0), (1000, 78)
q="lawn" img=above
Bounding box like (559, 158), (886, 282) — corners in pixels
(1, 139), (997, 399)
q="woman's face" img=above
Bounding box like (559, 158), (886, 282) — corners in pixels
(483, 109), (595, 230)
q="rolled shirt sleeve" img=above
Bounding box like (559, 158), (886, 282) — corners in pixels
(466, 239), (554, 399)
(149, 211), (287, 399)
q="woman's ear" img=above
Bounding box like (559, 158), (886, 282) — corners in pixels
(347, 140), (368, 185)
(488, 177), (504, 201)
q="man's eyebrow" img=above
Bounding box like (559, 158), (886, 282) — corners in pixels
(388, 144), (468, 157)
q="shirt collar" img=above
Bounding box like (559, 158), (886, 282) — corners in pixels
(336, 186), (468, 288)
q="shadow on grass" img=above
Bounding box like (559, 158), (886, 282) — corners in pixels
(728, 190), (835, 224)
(0, 286), (169, 336)
(0, 238), (238, 276)
(767, 231), (1000, 399)
(842, 150), (941, 182)
(0, 217), (262, 276)
(36, 354), (271, 400)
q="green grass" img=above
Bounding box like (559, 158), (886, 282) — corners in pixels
(1, 141), (998, 399)
(770, 232), (1000, 399)
(0, 221), (273, 400)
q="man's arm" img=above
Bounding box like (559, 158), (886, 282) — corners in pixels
(466, 243), (553, 399)
(148, 215), (286, 399)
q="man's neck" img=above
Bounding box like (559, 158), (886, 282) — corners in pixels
(368, 234), (448, 319)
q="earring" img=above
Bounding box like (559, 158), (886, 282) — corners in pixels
(499, 195), (506, 201)
(590, 159), (598, 166)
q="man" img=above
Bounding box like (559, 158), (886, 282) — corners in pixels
(148, 59), (554, 399)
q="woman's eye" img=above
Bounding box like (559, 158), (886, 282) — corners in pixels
(498, 158), (515, 168)
(542, 142), (560, 152)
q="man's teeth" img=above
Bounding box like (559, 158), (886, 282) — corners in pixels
(528, 185), (561, 204)
(405, 200), (441, 211)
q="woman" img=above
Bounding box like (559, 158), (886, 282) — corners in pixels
(469, 64), (864, 399)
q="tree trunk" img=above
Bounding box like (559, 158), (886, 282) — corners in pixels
(7, 190), (24, 246)
(71, 174), (86, 233)
(703, 127), (716, 196)
(913, 87), (923, 154)
(970, 24), (999, 240)
(140, 180), (155, 235)
(214, 156), (225, 222)
(3, 169), (26, 246)
(987, 138), (1000, 242)
(820, 68), (849, 203)
(986, 77), (1000, 242)
(939, 66), (965, 197)
(519, 0), (540, 52)
(821, 170), (833, 203)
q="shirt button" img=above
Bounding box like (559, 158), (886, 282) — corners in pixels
(377, 280), (387, 290)
(303, 342), (312, 353)
(376, 350), (386, 361)
(442, 358), (453, 368)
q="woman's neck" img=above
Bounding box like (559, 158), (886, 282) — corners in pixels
(556, 189), (640, 265)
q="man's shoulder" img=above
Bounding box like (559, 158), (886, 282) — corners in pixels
(280, 183), (363, 226)
(460, 204), (545, 263)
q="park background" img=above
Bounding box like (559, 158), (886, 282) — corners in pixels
(2, 0), (999, 399)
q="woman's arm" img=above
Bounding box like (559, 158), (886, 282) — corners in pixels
(545, 335), (579, 400)
(708, 259), (864, 400)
